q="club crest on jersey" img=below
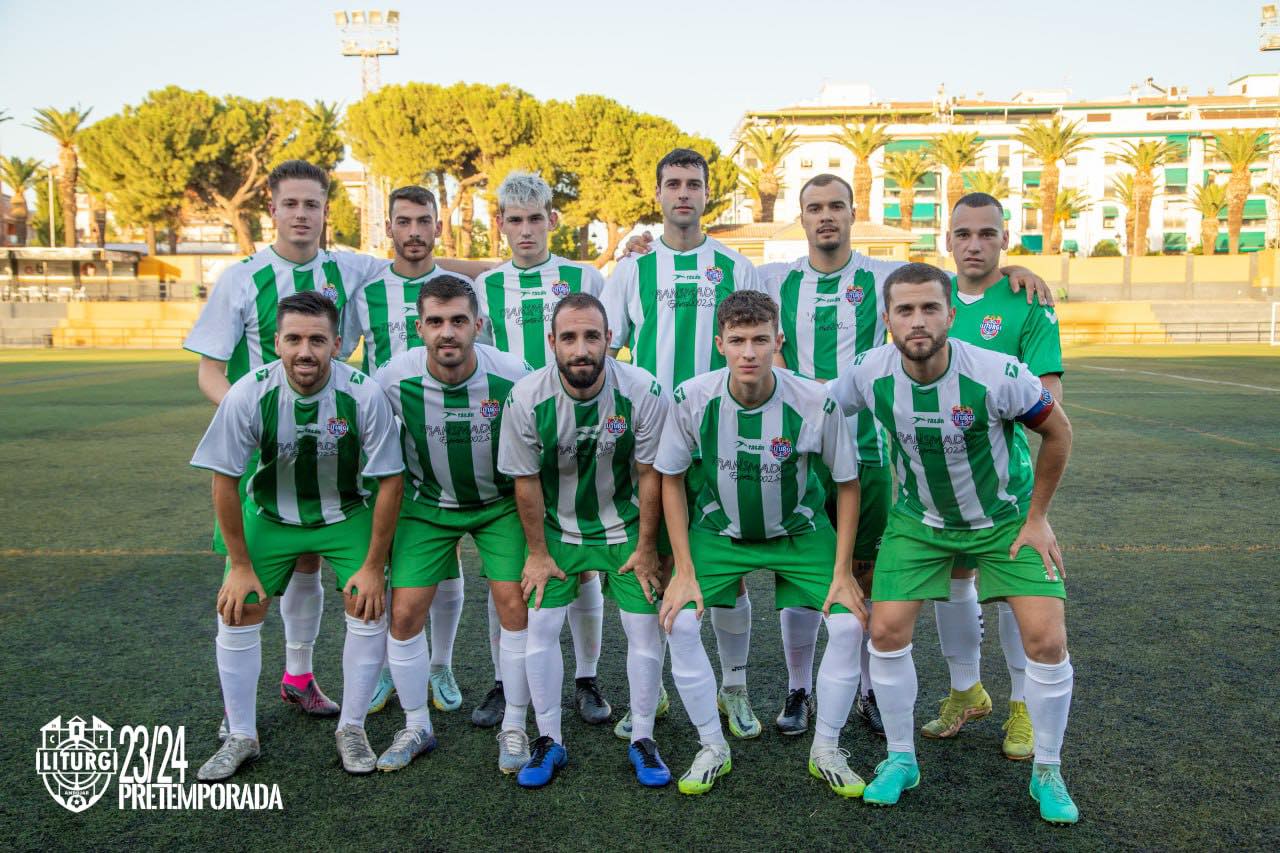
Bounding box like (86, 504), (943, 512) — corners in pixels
(845, 283), (865, 305)
(322, 284), (340, 303)
(480, 399), (501, 418)
(550, 280), (571, 297)
(604, 414), (628, 435)
(769, 437), (794, 460)
(980, 314), (1002, 339)
(326, 417), (349, 438)
(950, 405), (976, 429)
(704, 266), (725, 285)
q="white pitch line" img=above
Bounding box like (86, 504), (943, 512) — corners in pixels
(1075, 364), (1280, 393)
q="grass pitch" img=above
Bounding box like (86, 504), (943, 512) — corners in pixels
(1, 347), (1277, 851)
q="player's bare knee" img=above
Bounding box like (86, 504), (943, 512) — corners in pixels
(1024, 635), (1068, 665)
(226, 600), (269, 626)
(490, 582), (528, 630)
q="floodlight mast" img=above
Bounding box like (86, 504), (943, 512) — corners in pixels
(334, 9), (400, 251)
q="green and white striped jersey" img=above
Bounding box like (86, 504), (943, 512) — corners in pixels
(498, 359), (668, 545)
(191, 360), (403, 527)
(827, 340), (1055, 531)
(375, 344), (531, 509)
(603, 236), (762, 392)
(760, 252), (904, 467)
(477, 254), (605, 369)
(184, 247), (383, 383)
(655, 368), (856, 541)
(344, 262), (474, 375)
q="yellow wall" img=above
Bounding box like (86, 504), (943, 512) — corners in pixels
(1129, 256), (1187, 284)
(1066, 257), (1122, 284)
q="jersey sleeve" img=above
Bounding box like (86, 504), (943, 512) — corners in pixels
(339, 291), (366, 360)
(184, 266), (246, 361)
(602, 259), (636, 350)
(814, 396), (858, 483)
(994, 359), (1055, 428)
(734, 256), (763, 293)
(825, 369), (869, 418)
(757, 262), (788, 306)
(189, 378), (258, 476)
(1020, 300), (1065, 377)
(475, 271), (499, 347)
(583, 266), (606, 298)
(357, 380), (405, 478)
(631, 377), (669, 466)
(653, 385), (697, 476)
(496, 390), (543, 477)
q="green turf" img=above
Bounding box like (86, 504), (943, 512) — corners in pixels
(1, 354), (1278, 850)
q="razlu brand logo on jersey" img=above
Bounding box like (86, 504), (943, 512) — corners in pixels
(322, 285), (339, 303)
(845, 284), (864, 305)
(769, 437), (793, 460)
(604, 415), (628, 435)
(951, 405), (976, 429)
(704, 266), (725, 285)
(980, 314), (1002, 339)
(38, 716), (116, 813)
(550, 280), (570, 297)
(326, 417), (349, 437)
(479, 399), (501, 418)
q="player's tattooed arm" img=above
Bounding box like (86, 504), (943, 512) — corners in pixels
(1000, 265), (1056, 306)
(514, 475), (566, 609)
(344, 474), (402, 622)
(436, 258), (497, 278)
(197, 356), (232, 406)
(213, 473), (265, 625)
(822, 478), (868, 627)
(1040, 373), (1064, 405)
(657, 472), (703, 631)
(618, 462), (663, 603)
(1012, 402), (1072, 580)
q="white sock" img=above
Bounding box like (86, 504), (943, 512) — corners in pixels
(429, 574), (464, 672)
(859, 600), (874, 698)
(1025, 654), (1073, 765)
(780, 606), (821, 693)
(667, 609), (726, 747)
(711, 592), (751, 689)
(620, 611), (663, 743)
(814, 613), (863, 746)
(526, 605), (568, 744)
(338, 613), (388, 730)
(280, 569), (322, 676)
(487, 590), (503, 682)
(998, 602), (1028, 702)
(935, 577), (982, 691)
(869, 642), (917, 756)
(216, 617), (262, 739)
(387, 631), (432, 732)
(498, 627), (529, 731)
(567, 575), (603, 679)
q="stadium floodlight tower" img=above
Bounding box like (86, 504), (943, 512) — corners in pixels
(334, 9), (400, 251)
(1262, 5), (1280, 51)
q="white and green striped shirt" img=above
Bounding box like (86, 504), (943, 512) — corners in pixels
(184, 247), (383, 383)
(191, 360), (404, 527)
(603, 236), (762, 392)
(376, 344), (531, 509)
(344, 262), (474, 375)
(477, 254), (605, 369)
(827, 340), (1055, 531)
(655, 368), (856, 541)
(498, 359), (668, 545)
(760, 252), (903, 466)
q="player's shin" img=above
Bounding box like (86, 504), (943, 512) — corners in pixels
(387, 630), (432, 732)
(526, 605), (568, 744)
(711, 591), (751, 688)
(280, 568), (323, 682)
(998, 601), (1028, 701)
(935, 577), (982, 691)
(429, 573), (464, 673)
(1024, 654), (1073, 765)
(814, 613), (863, 748)
(567, 575), (603, 679)
(620, 611), (663, 742)
(869, 642), (918, 756)
(339, 612), (389, 731)
(499, 627), (530, 730)
(781, 606), (821, 693)
(668, 609), (726, 746)
(217, 617), (263, 739)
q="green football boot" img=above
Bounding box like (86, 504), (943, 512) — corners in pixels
(862, 752), (921, 806)
(921, 681), (992, 738)
(1029, 763), (1079, 824)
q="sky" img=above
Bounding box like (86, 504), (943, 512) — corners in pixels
(0, 0), (1275, 166)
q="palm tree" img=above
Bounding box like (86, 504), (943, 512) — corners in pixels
(1212, 129), (1269, 254)
(734, 125), (799, 222)
(29, 105), (92, 247)
(881, 149), (935, 231)
(1116, 140), (1172, 256)
(833, 121), (891, 217)
(930, 131), (983, 217)
(1108, 173), (1138, 254)
(1027, 187), (1092, 249)
(0, 156), (41, 245)
(964, 169), (1011, 202)
(1015, 116), (1088, 253)
(1191, 181), (1228, 255)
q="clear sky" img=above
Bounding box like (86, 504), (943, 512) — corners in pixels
(0, 0), (1275, 165)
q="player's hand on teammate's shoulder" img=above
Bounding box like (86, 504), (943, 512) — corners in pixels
(520, 552), (566, 609)
(658, 570), (702, 632)
(618, 545), (662, 604)
(217, 563), (265, 626)
(1011, 515), (1065, 581)
(822, 571), (868, 629)
(344, 563), (387, 622)
(1001, 264), (1056, 306)
(621, 230), (655, 259)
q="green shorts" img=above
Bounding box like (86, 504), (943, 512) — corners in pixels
(822, 462), (892, 563)
(873, 511), (1067, 603)
(539, 536), (656, 614)
(685, 524), (844, 613)
(228, 508), (373, 604)
(390, 496), (526, 589)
